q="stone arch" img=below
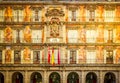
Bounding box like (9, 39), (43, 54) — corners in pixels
(104, 72), (116, 83)
(67, 72), (79, 83)
(0, 72), (4, 83)
(86, 72), (97, 83)
(12, 72), (23, 83)
(49, 72), (61, 83)
(30, 72), (42, 83)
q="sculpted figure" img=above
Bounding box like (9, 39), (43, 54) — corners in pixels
(4, 26), (13, 42)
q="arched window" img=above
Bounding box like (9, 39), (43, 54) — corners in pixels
(0, 73), (4, 83)
(86, 72), (97, 83)
(104, 72), (116, 83)
(49, 72), (60, 83)
(30, 72), (42, 83)
(12, 72), (23, 83)
(67, 72), (79, 83)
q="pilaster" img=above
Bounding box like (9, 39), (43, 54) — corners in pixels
(99, 71), (103, 83)
(81, 70), (85, 83)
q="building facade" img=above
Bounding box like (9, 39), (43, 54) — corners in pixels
(0, 0), (120, 83)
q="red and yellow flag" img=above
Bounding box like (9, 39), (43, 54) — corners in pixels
(51, 48), (55, 65)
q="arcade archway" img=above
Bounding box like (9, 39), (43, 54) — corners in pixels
(104, 72), (116, 83)
(12, 72), (23, 83)
(0, 73), (4, 83)
(86, 72), (97, 83)
(67, 72), (79, 83)
(49, 72), (60, 83)
(30, 72), (42, 83)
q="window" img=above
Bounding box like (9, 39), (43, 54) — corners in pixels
(71, 10), (76, 21)
(13, 9), (23, 22)
(0, 9), (4, 22)
(32, 10), (41, 22)
(70, 50), (76, 64)
(105, 10), (114, 22)
(89, 11), (95, 21)
(69, 10), (77, 21)
(106, 50), (113, 64)
(32, 30), (42, 43)
(86, 29), (96, 43)
(14, 51), (21, 64)
(68, 30), (78, 43)
(0, 50), (2, 64)
(86, 50), (96, 63)
(33, 51), (40, 64)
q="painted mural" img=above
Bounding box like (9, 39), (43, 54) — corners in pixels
(4, 26), (13, 42)
(23, 47), (31, 63)
(5, 48), (12, 63)
(24, 5), (31, 22)
(23, 26), (31, 43)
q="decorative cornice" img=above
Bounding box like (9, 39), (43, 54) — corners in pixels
(45, 8), (65, 17)
(104, 4), (115, 10)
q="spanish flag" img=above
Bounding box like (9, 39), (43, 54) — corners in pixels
(51, 48), (55, 65)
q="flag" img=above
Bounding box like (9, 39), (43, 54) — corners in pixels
(48, 47), (50, 64)
(58, 48), (60, 64)
(51, 48), (55, 65)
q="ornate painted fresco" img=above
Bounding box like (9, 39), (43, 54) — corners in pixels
(96, 46), (104, 63)
(23, 26), (31, 43)
(5, 48), (12, 63)
(96, 6), (104, 22)
(96, 25), (104, 43)
(24, 5), (31, 22)
(23, 47), (31, 63)
(4, 6), (13, 22)
(78, 46), (86, 63)
(116, 48), (120, 63)
(4, 26), (13, 42)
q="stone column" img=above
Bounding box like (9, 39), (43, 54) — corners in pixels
(24, 70), (28, 83)
(62, 70), (66, 83)
(5, 70), (9, 83)
(118, 71), (120, 83)
(99, 71), (103, 83)
(43, 70), (47, 83)
(81, 70), (85, 83)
